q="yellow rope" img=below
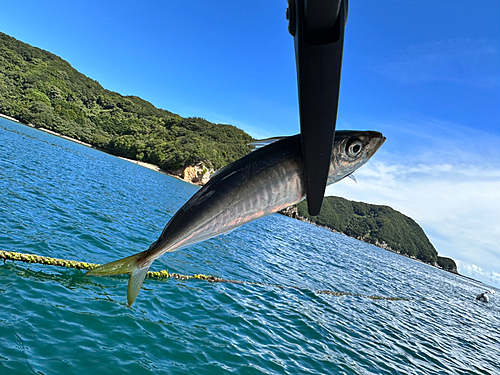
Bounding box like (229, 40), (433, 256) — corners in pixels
(0, 250), (409, 301)
(0, 250), (214, 281)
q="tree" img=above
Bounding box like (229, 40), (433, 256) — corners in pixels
(0, 31), (253, 173)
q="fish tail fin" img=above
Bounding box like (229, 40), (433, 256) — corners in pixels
(126, 263), (151, 307)
(86, 251), (153, 307)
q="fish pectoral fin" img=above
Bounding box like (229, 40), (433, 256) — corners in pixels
(86, 250), (152, 307)
(347, 173), (357, 183)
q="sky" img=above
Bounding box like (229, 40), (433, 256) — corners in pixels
(1, 1), (499, 287)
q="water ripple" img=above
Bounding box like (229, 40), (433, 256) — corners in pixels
(1, 118), (499, 374)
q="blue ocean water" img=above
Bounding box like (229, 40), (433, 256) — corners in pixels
(0, 117), (499, 375)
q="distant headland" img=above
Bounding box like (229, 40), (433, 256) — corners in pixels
(279, 200), (458, 274)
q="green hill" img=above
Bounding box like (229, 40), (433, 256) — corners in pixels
(0, 31), (253, 172)
(284, 197), (457, 272)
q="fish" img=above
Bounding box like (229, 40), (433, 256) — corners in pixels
(87, 130), (385, 306)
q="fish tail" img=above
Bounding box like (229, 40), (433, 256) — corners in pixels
(86, 251), (152, 307)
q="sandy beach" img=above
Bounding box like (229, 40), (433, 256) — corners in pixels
(0, 113), (20, 122)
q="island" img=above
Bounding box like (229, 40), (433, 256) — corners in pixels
(280, 198), (458, 273)
(0, 31), (253, 185)
(0, 31), (458, 275)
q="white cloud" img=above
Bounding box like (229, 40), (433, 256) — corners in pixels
(457, 263), (500, 289)
(326, 153), (500, 288)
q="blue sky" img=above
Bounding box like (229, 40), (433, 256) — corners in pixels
(1, 1), (499, 287)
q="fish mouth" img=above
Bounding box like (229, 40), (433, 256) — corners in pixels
(365, 131), (386, 159)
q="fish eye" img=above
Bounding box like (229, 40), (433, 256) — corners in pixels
(346, 140), (363, 157)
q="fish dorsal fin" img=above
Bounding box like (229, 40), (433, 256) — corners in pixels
(210, 164), (230, 178)
(248, 136), (288, 150)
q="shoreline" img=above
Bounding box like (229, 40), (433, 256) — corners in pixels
(40, 127), (196, 185)
(1, 114), (196, 186)
(37, 127), (94, 148)
(0, 113), (20, 122)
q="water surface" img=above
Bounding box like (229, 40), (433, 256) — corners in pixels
(1, 118), (499, 374)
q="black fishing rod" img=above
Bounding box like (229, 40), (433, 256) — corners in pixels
(287, 0), (348, 215)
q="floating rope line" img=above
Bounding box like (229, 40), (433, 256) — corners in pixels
(0, 250), (409, 301)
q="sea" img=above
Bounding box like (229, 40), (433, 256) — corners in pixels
(1, 116), (499, 375)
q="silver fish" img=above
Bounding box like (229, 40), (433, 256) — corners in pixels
(87, 130), (385, 306)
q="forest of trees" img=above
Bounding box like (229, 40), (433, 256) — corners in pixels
(293, 197), (457, 272)
(0, 32), (253, 172)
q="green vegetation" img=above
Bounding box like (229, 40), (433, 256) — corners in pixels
(295, 196), (446, 266)
(0, 32), (253, 172)
(437, 256), (458, 273)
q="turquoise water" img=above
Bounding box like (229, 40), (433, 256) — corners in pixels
(1, 117), (499, 375)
